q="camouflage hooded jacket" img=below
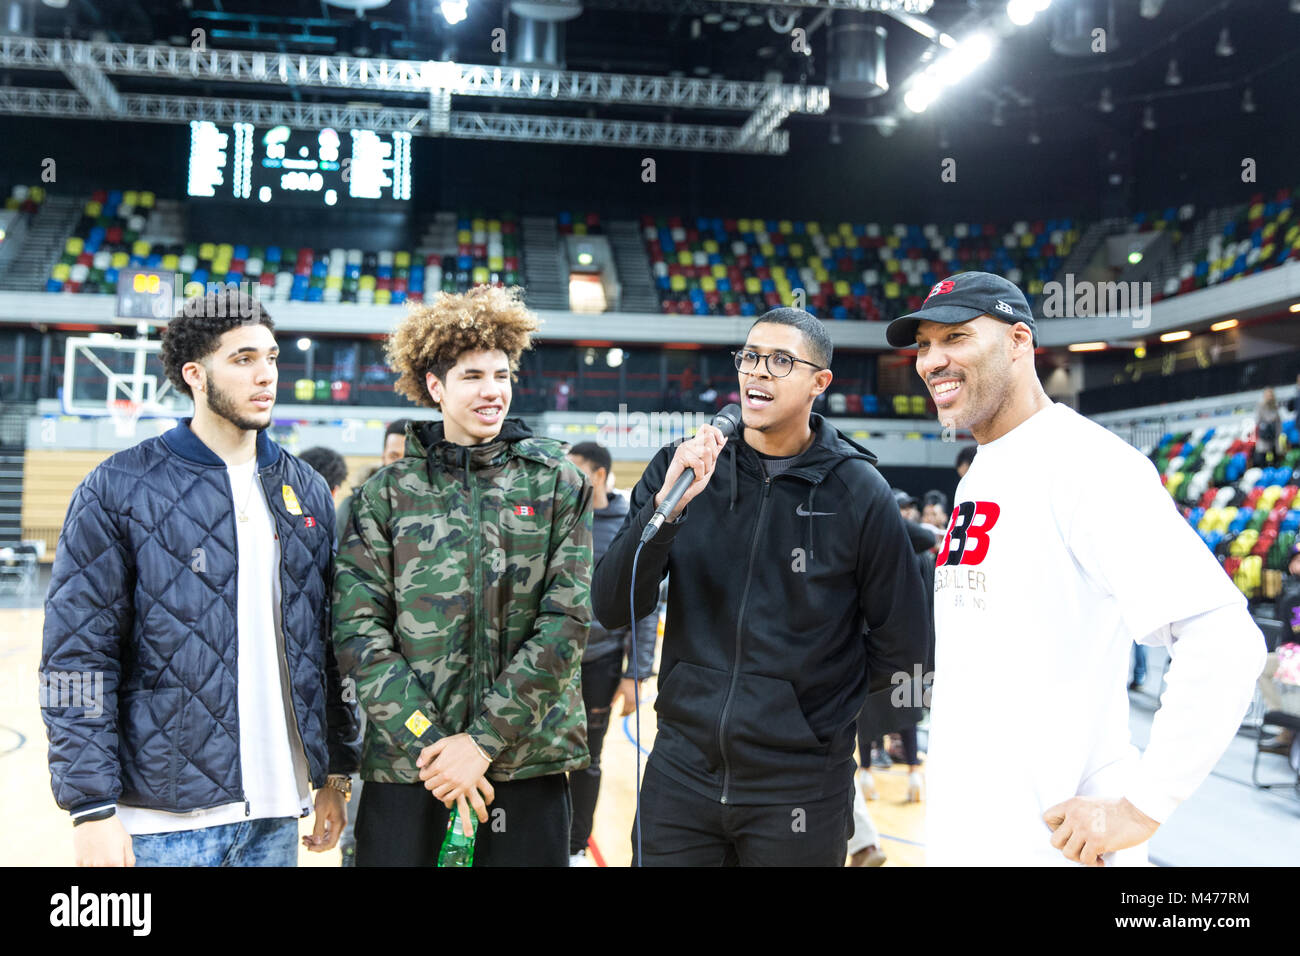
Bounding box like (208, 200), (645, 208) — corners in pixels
(332, 417), (593, 783)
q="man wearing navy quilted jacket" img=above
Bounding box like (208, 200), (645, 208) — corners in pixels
(40, 287), (359, 866)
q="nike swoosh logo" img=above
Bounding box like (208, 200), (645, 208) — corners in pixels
(796, 504), (836, 517)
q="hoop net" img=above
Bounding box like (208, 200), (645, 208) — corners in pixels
(109, 399), (143, 437)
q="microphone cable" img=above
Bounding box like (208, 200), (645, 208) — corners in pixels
(629, 538), (646, 867)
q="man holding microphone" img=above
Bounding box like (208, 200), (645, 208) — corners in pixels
(593, 307), (929, 866)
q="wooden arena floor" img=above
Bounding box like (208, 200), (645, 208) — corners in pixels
(1, 607), (927, 867)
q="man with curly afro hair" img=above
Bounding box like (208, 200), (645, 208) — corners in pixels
(333, 285), (594, 866)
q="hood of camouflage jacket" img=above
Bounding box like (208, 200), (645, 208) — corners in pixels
(409, 417), (548, 491)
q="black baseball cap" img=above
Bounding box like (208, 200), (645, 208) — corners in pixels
(892, 488), (917, 508)
(886, 271), (1037, 348)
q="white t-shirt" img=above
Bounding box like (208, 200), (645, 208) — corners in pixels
(119, 457), (312, 835)
(925, 402), (1249, 866)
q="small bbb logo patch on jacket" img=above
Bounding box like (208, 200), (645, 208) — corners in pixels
(281, 484), (303, 516)
(514, 504), (535, 516)
(405, 710), (432, 738)
(304, 516), (316, 529)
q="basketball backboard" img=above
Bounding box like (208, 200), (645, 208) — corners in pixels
(61, 334), (192, 427)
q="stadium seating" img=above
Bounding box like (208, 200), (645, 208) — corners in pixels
(1154, 187), (1298, 300)
(558, 211), (603, 236)
(4, 184), (47, 215)
(422, 214), (522, 298)
(21, 186), (1300, 318)
(642, 214), (1077, 320)
(40, 194), (522, 303)
(1152, 416), (1300, 597)
(44, 189), (158, 294)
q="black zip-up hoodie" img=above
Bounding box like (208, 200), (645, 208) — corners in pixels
(592, 413), (929, 805)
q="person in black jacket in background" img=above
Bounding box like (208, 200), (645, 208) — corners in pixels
(592, 307), (928, 866)
(858, 492), (937, 807)
(566, 441), (659, 865)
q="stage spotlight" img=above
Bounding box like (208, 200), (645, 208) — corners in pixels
(1098, 87), (1113, 113)
(1007, 0), (1036, 27)
(1242, 88), (1256, 113)
(1050, 0), (1118, 56)
(935, 32), (994, 85)
(828, 17), (889, 98)
(440, 0), (468, 25)
(1165, 58), (1181, 86)
(904, 86), (934, 113)
(1215, 27), (1234, 57)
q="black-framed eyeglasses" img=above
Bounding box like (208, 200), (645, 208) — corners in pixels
(732, 348), (826, 379)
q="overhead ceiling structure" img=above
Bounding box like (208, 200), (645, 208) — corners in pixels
(0, 34), (830, 151)
(0, 0), (1295, 153)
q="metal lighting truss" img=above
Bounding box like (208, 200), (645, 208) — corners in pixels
(0, 36), (826, 152)
(576, 0), (933, 11)
(0, 86), (788, 152)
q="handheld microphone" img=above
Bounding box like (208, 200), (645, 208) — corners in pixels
(640, 403), (742, 544)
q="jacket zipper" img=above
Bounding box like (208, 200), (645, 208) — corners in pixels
(225, 466), (250, 817)
(469, 463), (485, 712)
(716, 474), (774, 805)
(264, 468), (311, 813)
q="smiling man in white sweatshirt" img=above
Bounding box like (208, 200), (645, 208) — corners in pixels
(887, 271), (1267, 867)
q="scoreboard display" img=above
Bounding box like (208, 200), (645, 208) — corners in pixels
(115, 269), (177, 322)
(186, 122), (412, 206)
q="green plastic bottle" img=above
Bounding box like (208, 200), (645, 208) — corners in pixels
(437, 806), (478, 867)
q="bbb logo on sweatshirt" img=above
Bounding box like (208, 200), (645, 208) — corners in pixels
(937, 501), (1000, 567)
(935, 501), (1000, 610)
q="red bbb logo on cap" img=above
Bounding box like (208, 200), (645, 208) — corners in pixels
(926, 279), (955, 301)
(514, 505), (534, 516)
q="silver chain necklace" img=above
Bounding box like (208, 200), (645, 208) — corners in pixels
(234, 466), (259, 523)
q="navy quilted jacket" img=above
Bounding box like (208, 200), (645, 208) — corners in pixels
(41, 420), (359, 817)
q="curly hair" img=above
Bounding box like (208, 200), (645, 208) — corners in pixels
(387, 285), (539, 410)
(161, 287), (274, 398)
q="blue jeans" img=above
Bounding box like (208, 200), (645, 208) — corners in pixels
(131, 817), (299, 867)
(1131, 643), (1147, 685)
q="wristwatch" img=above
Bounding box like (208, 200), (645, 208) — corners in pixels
(324, 774), (353, 802)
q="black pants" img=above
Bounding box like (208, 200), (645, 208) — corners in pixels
(355, 777), (571, 867)
(631, 762), (853, 866)
(569, 651), (624, 855)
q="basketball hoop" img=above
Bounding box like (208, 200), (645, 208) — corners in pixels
(109, 399), (143, 437)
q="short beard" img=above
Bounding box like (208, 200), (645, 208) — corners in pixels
(205, 377), (268, 432)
